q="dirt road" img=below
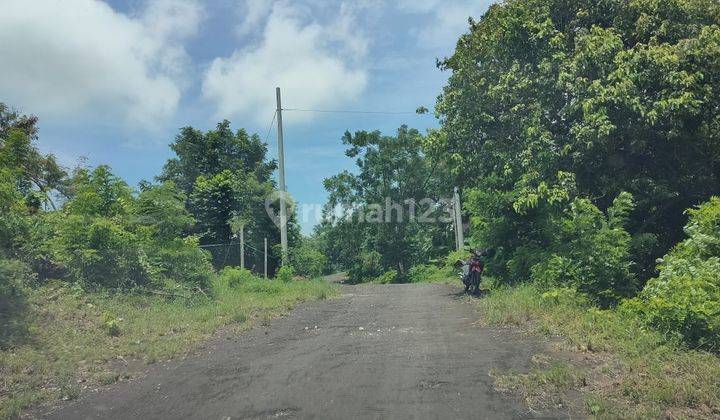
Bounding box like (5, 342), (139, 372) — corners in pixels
(45, 280), (560, 419)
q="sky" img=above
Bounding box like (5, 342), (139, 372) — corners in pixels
(0, 0), (493, 233)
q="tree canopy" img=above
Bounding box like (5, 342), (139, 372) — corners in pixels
(432, 0), (720, 283)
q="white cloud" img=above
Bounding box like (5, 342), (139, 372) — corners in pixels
(202, 1), (368, 124)
(0, 0), (202, 129)
(396, 0), (491, 53)
(142, 0), (203, 41)
(236, 0), (273, 36)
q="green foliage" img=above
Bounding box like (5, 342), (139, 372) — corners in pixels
(623, 197), (720, 349)
(290, 238), (328, 278)
(49, 216), (148, 289)
(531, 193), (637, 306)
(346, 250), (383, 284)
(319, 126), (455, 283)
(372, 270), (398, 284)
(479, 283), (720, 417)
(435, 0), (720, 284)
(65, 166), (133, 217)
(407, 264), (451, 283)
(160, 121), (290, 272)
(144, 236), (213, 288)
(407, 251), (470, 284)
(216, 267), (257, 289)
(135, 181), (194, 240)
(102, 315), (121, 337)
(275, 265), (295, 282)
(0, 258), (30, 311)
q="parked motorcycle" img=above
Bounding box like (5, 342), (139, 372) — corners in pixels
(457, 249), (491, 294)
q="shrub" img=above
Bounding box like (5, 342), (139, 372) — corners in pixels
(347, 250), (383, 283)
(623, 197), (720, 349)
(145, 236), (213, 288)
(50, 216), (148, 288)
(531, 193), (637, 306)
(0, 258), (30, 304)
(407, 264), (453, 283)
(65, 166), (133, 218)
(217, 266), (257, 288)
(290, 243), (328, 278)
(275, 265), (295, 282)
(372, 270), (398, 284)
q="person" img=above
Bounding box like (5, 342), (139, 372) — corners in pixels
(467, 249), (484, 294)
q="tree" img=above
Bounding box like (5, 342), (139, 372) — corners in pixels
(320, 126), (455, 282)
(159, 121), (287, 273)
(0, 103), (67, 210)
(433, 0), (720, 283)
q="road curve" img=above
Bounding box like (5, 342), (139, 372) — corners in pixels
(45, 282), (558, 419)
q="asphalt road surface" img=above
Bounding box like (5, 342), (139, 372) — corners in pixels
(45, 278), (561, 419)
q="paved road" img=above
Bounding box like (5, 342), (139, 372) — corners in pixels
(45, 281), (559, 419)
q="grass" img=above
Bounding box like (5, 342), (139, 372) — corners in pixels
(492, 359), (585, 412)
(478, 284), (720, 418)
(0, 272), (336, 419)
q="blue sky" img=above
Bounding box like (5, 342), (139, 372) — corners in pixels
(1, 0), (492, 233)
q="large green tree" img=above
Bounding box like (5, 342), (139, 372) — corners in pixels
(159, 120), (290, 272)
(319, 126), (454, 282)
(433, 0), (720, 282)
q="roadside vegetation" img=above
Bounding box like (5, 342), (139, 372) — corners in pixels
(319, 0), (720, 417)
(1, 269), (334, 419)
(0, 104), (334, 418)
(481, 284), (720, 418)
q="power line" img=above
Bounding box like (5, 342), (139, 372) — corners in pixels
(263, 110), (277, 144)
(282, 108), (424, 116)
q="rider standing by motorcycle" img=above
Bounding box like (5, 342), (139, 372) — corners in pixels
(467, 249), (484, 294)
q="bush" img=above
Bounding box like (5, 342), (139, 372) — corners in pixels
(531, 193), (637, 306)
(145, 236), (213, 288)
(407, 264), (452, 283)
(347, 251), (383, 283)
(275, 265), (295, 282)
(50, 216), (148, 288)
(217, 266), (257, 288)
(372, 270), (398, 284)
(623, 197), (720, 350)
(0, 258), (30, 304)
(290, 243), (328, 278)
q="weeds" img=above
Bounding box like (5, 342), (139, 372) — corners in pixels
(0, 275), (336, 418)
(479, 284), (720, 418)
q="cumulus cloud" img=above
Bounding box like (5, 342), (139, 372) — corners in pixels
(396, 0), (491, 53)
(0, 0), (202, 129)
(202, 1), (368, 124)
(236, 0), (273, 37)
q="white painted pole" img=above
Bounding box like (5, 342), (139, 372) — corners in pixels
(275, 87), (289, 265)
(240, 224), (245, 269)
(454, 187), (464, 251)
(264, 237), (268, 279)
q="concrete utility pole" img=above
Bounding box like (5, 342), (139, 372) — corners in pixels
(453, 187), (464, 252)
(264, 237), (268, 279)
(239, 223), (245, 269)
(276, 87), (289, 264)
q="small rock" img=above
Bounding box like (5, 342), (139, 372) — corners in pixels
(358, 327), (364, 331)
(304, 326), (309, 330)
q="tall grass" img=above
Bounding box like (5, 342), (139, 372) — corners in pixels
(0, 270), (336, 419)
(479, 284), (720, 418)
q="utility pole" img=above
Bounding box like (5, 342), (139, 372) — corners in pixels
(239, 223), (245, 269)
(453, 187), (464, 252)
(276, 87), (289, 264)
(264, 237), (268, 279)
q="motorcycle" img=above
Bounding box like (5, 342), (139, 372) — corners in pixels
(458, 249), (490, 294)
